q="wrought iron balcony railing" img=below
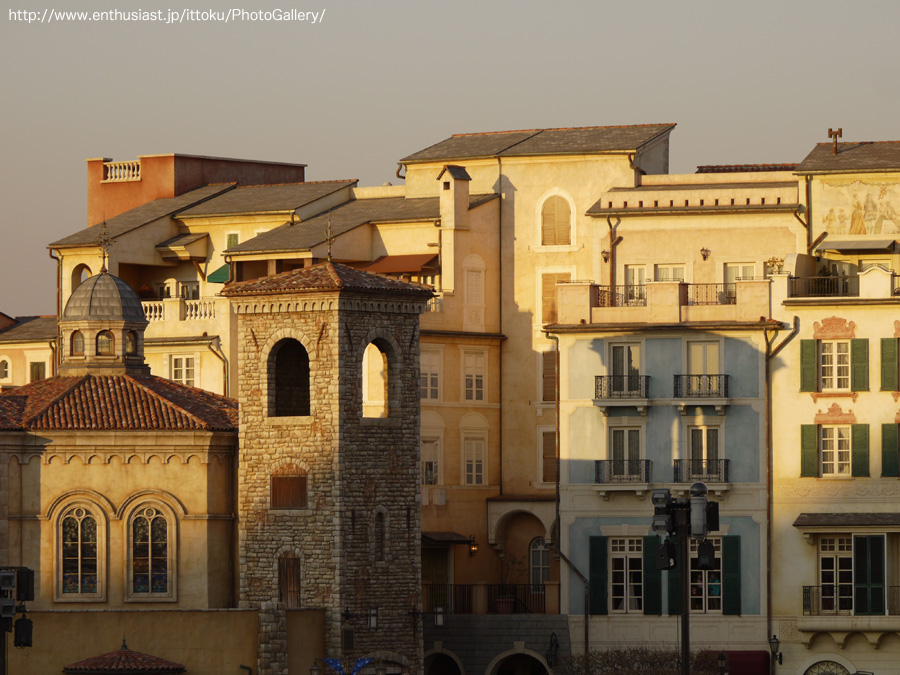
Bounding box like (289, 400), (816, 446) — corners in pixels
(686, 283), (736, 306)
(595, 459), (651, 484)
(486, 584), (546, 614)
(596, 284), (647, 307)
(788, 275), (859, 298)
(595, 375), (649, 399)
(803, 584), (900, 616)
(673, 374), (729, 398)
(421, 583), (474, 614)
(673, 459), (730, 483)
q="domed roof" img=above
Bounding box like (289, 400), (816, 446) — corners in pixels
(62, 272), (146, 323)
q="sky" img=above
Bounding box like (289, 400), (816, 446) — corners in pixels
(1, 0), (899, 317)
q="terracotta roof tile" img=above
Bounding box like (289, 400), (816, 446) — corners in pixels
(0, 375), (237, 431)
(63, 640), (185, 673)
(222, 261), (434, 298)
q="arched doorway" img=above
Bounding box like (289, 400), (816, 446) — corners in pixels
(491, 653), (547, 675)
(424, 652), (462, 675)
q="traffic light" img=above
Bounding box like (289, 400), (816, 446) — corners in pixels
(656, 539), (676, 570)
(652, 489), (673, 535)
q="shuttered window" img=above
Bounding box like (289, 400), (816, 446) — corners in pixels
(800, 339), (869, 392)
(881, 338), (899, 391)
(799, 425), (868, 477)
(542, 273), (571, 323)
(722, 536), (741, 616)
(541, 431), (556, 483)
(851, 424), (869, 477)
(278, 553), (301, 608)
(854, 535), (885, 616)
(541, 196), (571, 246)
(271, 472), (308, 509)
(642, 535), (662, 615)
(882, 424), (899, 478)
(542, 351), (557, 402)
(588, 536), (608, 615)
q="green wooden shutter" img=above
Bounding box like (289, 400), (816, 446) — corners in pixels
(854, 535), (885, 616)
(801, 425), (819, 477)
(854, 536), (870, 615)
(852, 424), (870, 477)
(881, 338), (899, 391)
(800, 340), (818, 392)
(722, 535), (742, 616)
(883, 424), (900, 478)
(588, 536), (608, 615)
(642, 535), (661, 615)
(851, 339), (869, 391)
(667, 543), (682, 615)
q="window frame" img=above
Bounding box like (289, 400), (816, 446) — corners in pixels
(170, 355), (196, 388)
(420, 348), (442, 402)
(462, 433), (486, 486)
(95, 330), (115, 356)
(818, 535), (853, 614)
(125, 504), (176, 602)
(820, 340), (851, 392)
(278, 552), (302, 608)
(0, 357), (10, 382)
(689, 538), (722, 613)
(538, 426), (557, 484)
(270, 466), (309, 510)
(530, 537), (552, 585)
(534, 189), (577, 252)
(820, 425), (852, 477)
(609, 426), (643, 478)
(56, 503), (107, 602)
(461, 348), (487, 403)
(421, 436), (442, 486)
(610, 537), (644, 613)
(654, 264), (686, 282)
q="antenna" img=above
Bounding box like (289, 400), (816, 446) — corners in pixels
(325, 212), (335, 262)
(96, 220), (113, 273)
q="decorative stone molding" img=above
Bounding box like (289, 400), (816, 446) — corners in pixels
(810, 391), (858, 403)
(814, 402), (856, 425)
(778, 481), (900, 498)
(812, 316), (856, 340)
(778, 619), (800, 641)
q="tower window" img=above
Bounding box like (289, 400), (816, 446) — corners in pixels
(96, 331), (114, 356)
(270, 339), (310, 417)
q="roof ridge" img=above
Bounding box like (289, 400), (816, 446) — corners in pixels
(234, 179), (357, 189)
(21, 375), (88, 427)
(451, 123), (676, 138)
(123, 375), (214, 429)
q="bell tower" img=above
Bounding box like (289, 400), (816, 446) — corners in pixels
(223, 262), (431, 675)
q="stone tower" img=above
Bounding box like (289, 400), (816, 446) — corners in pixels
(223, 262), (431, 675)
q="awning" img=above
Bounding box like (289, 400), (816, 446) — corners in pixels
(814, 238), (896, 252)
(363, 254), (438, 274)
(207, 263), (230, 283)
(422, 531), (472, 546)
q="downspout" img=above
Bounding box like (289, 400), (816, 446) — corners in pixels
(545, 329), (590, 665)
(207, 337), (229, 397)
(48, 248), (61, 374)
(805, 175), (813, 253)
(605, 218), (622, 289)
(498, 156), (503, 496)
(764, 316), (799, 649)
(396, 163), (406, 181)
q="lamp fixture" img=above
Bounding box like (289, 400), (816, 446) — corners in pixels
(601, 250), (610, 263)
(468, 536), (479, 556)
(768, 634), (782, 666)
(701, 247), (711, 261)
(717, 652), (726, 674)
(368, 608), (378, 629)
(434, 606), (444, 627)
(545, 632), (559, 668)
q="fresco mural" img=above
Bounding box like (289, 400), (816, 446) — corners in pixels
(817, 179), (900, 237)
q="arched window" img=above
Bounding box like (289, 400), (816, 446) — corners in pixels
(125, 331), (137, 355)
(270, 339), (310, 417)
(271, 466), (308, 509)
(278, 552), (302, 608)
(71, 264), (92, 292)
(541, 195), (572, 246)
(130, 506), (171, 597)
(96, 331), (114, 356)
(60, 507), (99, 596)
(0, 360), (8, 380)
(71, 331), (85, 356)
(362, 343), (388, 418)
(530, 537), (551, 585)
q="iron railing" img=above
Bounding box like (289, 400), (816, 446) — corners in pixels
(673, 459), (730, 483)
(803, 585), (900, 615)
(595, 375), (650, 399)
(596, 285), (647, 307)
(421, 584), (474, 614)
(595, 459), (652, 484)
(673, 375), (729, 398)
(486, 584), (546, 614)
(687, 283), (736, 306)
(788, 276), (859, 298)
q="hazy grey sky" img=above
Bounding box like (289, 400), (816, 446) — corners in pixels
(2, 0), (898, 317)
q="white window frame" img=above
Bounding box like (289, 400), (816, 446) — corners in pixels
(818, 535), (853, 614)
(421, 436), (442, 486)
(537, 265), (576, 325)
(609, 342), (642, 395)
(462, 433), (486, 486)
(610, 536), (643, 613)
(654, 264), (686, 282)
(723, 262), (757, 283)
(689, 537), (722, 613)
(170, 355), (197, 388)
(124, 503), (177, 602)
(530, 537), (552, 585)
(420, 348), (443, 402)
(461, 348), (488, 403)
(178, 281), (200, 300)
(534, 188), (577, 252)
(820, 425), (851, 477)
(0, 356), (11, 383)
(820, 340), (851, 392)
(682, 418), (724, 482)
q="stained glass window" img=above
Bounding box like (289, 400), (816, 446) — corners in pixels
(132, 507), (168, 594)
(61, 507), (98, 595)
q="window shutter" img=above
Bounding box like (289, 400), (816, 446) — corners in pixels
(800, 340), (818, 392)
(542, 431), (557, 483)
(853, 535), (884, 616)
(882, 424), (900, 478)
(541, 196), (571, 246)
(800, 425), (819, 477)
(852, 424), (870, 478)
(542, 352), (557, 402)
(851, 339), (869, 391)
(588, 536), (608, 615)
(881, 338), (899, 391)
(542, 273), (570, 323)
(722, 535), (741, 616)
(642, 535), (662, 615)
(667, 546), (682, 615)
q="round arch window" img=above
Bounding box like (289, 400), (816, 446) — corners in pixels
(125, 331), (137, 355)
(804, 662), (850, 675)
(71, 331), (85, 356)
(96, 331), (114, 356)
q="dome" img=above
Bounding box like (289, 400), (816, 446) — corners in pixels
(62, 272), (146, 323)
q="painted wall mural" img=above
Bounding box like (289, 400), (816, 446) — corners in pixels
(817, 179), (900, 237)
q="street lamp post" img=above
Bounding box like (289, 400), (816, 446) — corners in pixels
(768, 634), (782, 675)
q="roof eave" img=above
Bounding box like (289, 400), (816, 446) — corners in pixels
(587, 204), (801, 218)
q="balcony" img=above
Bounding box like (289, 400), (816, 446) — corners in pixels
(595, 459), (652, 484)
(673, 374), (730, 415)
(798, 585), (900, 646)
(593, 375), (650, 415)
(596, 284), (647, 307)
(421, 583), (558, 615)
(686, 283), (736, 306)
(788, 275), (859, 298)
(673, 459), (730, 484)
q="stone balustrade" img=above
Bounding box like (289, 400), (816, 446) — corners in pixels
(102, 160), (141, 182)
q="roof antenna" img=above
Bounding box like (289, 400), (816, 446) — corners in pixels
(325, 211), (335, 262)
(96, 219), (113, 273)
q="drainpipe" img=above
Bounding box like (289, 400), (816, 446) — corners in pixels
(207, 337), (229, 397)
(544, 329), (590, 666)
(396, 163), (406, 181)
(805, 175), (813, 253)
(605, 218), (622, 289)
(48, 248), (61, 373)
(764, 316), (799, 651)
(498, 156), (504, 496)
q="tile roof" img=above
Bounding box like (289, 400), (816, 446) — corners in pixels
(48, 184), (235, 248)
(793, 512), (900, 528)
(226, 194), (494, 254)
(796, 141), (900, 173)
(0, 374), (237, 431)
(177, 180), (357, 217)
(221, 261), (434, 298)
(0, 316), (57, 343)
(400, 124), (676, 163)
(696, 164), (798, 173)
(63, 639), (185, 673)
